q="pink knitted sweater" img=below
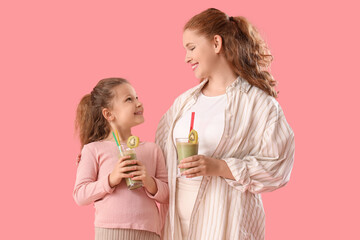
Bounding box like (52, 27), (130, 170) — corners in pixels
(73, 141), (169, 235)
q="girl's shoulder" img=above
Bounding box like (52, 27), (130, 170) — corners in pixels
(138, 141), (164, 157)
(83, 140), (112, 148)
(82, 140), (116, 154)
(138, 141), (161, 151)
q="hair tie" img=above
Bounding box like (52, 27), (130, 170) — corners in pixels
(229, 16), (234, 21)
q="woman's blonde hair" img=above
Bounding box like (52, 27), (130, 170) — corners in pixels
(184, 8), (278, 97)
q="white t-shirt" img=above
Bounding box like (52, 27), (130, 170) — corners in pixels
(173, 92), (227, 180)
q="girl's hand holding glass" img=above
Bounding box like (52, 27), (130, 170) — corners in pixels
(108, 155), (139, 188)
(130, 160), (158, 195)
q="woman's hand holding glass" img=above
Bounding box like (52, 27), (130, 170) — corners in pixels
(178, 155), (235, 180)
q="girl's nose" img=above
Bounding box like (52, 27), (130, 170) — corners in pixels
(136, 100), (142, 107)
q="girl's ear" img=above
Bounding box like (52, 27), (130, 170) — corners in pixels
(102, 108), (114, 121)
(213, 34), (223, 54)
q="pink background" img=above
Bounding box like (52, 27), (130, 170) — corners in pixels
(1, 0), (359, 239)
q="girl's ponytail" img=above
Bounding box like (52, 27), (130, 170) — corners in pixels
(75, 94), (94, 149)
(75, 78), (129, 149)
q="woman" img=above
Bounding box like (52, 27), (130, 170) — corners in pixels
(156, 8), (295, 240)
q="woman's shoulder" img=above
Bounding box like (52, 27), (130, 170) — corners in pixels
(246, 84), (279, 108)
(173, 81), (205, 105)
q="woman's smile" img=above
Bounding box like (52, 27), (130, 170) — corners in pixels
(191, 63), (199, 71)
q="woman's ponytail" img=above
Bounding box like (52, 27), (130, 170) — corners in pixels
(184, 8), (278, 97)
(229, 16), (277, 97)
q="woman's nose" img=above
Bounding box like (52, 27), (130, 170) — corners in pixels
(185, 54), (191, 63)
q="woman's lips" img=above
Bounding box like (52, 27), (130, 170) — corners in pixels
(191, 63), (199, 71)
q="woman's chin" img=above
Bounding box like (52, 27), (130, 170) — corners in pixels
(194, 72), (204, 80)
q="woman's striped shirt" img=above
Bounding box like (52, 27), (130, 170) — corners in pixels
(155, 76), (295, 240)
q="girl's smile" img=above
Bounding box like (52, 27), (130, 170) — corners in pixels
(134, 110), (143, 115)
(109, 83), (145, 130)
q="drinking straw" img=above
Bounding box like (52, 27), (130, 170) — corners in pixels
(115, 129), (120, 144)
(190, 112), (195, 133)
(112, 131), (123, 154)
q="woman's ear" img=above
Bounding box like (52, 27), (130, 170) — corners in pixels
(102, 108), (114, 121)
(213, 34), (223, 54)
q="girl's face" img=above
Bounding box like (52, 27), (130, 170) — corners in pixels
(109, 84), (144, 130)
(183, 29), (219, 79)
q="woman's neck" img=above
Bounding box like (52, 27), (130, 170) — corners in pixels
(202, 58), (238, 96)
(202, 73), (238, 96)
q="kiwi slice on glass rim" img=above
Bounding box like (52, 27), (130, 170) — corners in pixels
(127, 136), (140, 148)
(188, 129), (198, 144)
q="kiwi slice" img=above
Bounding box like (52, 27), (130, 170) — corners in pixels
(188, 129), (198, 144)
(127, 136), (140, 148)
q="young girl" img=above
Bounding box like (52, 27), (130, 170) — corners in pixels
(73, 77), (169, 240)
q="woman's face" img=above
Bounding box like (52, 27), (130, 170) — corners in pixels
(183, 29), (219, 80)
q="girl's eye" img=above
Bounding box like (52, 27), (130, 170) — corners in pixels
(126, 97), (132, 102)
(190, 47), (195, 51)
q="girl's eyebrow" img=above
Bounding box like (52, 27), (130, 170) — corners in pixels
(185, 43), (194, 47)
(124, 93), (137, 99)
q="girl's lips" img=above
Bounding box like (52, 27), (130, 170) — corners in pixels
(134, 111), (143, 115)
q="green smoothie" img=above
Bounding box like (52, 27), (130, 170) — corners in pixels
(176, 140), (199, 173)
(121, 149), (143, 190)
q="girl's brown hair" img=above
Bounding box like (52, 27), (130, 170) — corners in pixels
(75, 78), (129, 149)
(184, 8), (277, 97)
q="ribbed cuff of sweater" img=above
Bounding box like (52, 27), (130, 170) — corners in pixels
(102, 173), (116, 193)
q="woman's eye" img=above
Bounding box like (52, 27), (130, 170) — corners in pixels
(190, 47), (195, 51)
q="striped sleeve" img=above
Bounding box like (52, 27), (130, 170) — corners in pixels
(155, 97), (180, 157)
(155, 101), (178, 238)
(155, 110), (171, 157)
(223, 104), (295, 194)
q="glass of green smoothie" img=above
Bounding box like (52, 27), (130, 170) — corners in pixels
(120, 147), (143, 190)
(176, 138), (199, 173)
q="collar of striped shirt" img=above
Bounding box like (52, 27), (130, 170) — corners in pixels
(190, 76), (252, 100)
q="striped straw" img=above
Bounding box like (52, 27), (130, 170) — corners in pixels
(112, 131), (124, 154)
